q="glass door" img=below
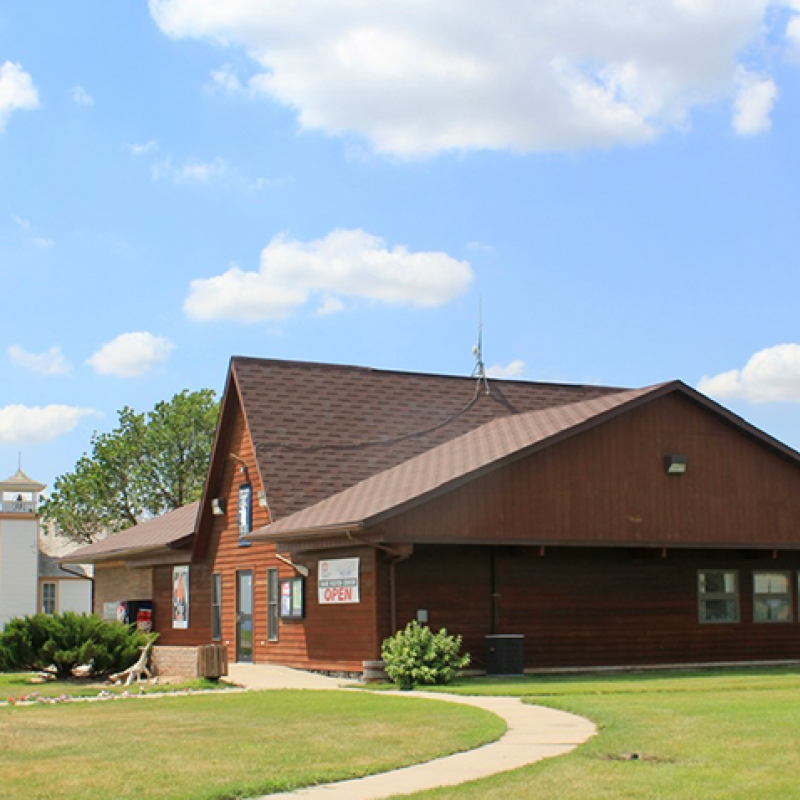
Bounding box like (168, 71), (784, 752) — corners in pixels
(236, 570), (254, 663)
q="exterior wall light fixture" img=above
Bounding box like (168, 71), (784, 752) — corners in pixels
(664, 455), (688, 475)
(211, 498), (226, 515)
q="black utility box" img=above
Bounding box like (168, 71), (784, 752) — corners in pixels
(485, 634), (525, 675)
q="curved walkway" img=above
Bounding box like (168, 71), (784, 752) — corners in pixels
(228, 664), (595, 800)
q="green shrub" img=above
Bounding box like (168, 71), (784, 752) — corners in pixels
(381, 621), (470, 690)
(0, 612), (149, 679)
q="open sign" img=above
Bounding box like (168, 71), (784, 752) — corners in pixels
(319, 558), (360, 604)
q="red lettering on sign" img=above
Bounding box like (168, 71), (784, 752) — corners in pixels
(323, 587), (354, 602)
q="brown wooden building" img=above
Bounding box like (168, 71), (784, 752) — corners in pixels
(66, 357), (800, 674)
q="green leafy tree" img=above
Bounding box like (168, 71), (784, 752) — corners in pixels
(41, 389), (218, 543)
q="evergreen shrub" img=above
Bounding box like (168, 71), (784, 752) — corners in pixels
(0, 612), (149, 679)
(381, 620), (470, 690)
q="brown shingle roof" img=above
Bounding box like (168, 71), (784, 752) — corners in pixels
(232, 357), (625, 521)
(61, 501), (199, 563)
(251, 384), (661, 539)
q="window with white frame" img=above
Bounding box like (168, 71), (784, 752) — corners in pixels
(754, 571), (792, 623)
(698, 570), (739, 623)
(41, 582), (56, 615)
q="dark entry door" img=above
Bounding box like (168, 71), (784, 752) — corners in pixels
(236, 570), (254, 663)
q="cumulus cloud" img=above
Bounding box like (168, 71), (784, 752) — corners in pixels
(698, 344), (800, 404)
(87, 332), (174, 378)
(487, 360), (526, 379)
(149, 0), (789, 157)
(71, 85), (94, 107)
(733, 70), (778, 134)
(8, 345), (72, 376)
(184, 229), (473, 322)
(0, 61), (39, 132)
(0, 405), (94, 445)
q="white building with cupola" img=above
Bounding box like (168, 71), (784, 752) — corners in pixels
(0, 467), (92, 628)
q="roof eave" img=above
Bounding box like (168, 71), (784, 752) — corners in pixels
(248, 520), (366, 542)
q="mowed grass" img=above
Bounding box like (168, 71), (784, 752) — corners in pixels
(390, 668), (800, 800)
(0, 672), (225, 701)
(0, 689), (504, 800)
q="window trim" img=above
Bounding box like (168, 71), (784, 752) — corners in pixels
(753, 570), (793, 624)
(267, 568), (279, 643)
(211, 573), (222, 642)
(41, 581), (57, 615)
(697, 569), (740, 624)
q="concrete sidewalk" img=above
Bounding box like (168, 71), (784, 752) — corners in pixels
(227, 664), (595, 800)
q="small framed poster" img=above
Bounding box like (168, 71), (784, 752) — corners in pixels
(172, 565), (190, 629)
(279, 577), (305, 619)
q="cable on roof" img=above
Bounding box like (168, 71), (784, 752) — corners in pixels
(254, 379), (488, 454)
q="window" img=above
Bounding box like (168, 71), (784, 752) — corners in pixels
(238, 483), (252, 544)
(698, 570), (739, 623)
(41, 582), (56, 615)
(267, 568), (279, 642)
(754, 571), (792, 623)
(279, 578), (305, 620)
(211, 574), (222, 641)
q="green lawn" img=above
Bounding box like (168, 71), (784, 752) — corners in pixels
(0, 689), (504, 800)
(389, 668), (800, 800)
(0, 672), (225, 702)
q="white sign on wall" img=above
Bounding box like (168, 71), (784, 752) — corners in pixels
(318, 558), (360, 604)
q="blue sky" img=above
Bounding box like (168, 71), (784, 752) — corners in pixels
(2, 1), (800, 489)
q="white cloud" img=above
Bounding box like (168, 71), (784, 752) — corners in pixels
(487, 360), (526, 379)
(71, 85), (94, 107)
(698, 344), (800, 404)
(0, 62), (39, 133)
(210, 64), (245, 92)
(466, 241), (494, 253)
(787, 3), (800, 57)
(127, 139), (158, 156)
(87, 332), (175, 378)
(149, 0), (788, 157)
(0, 404), (94, 445)
(8, 345), (72, 376)
(151, 156), (229, 184)
(732, 70), (778, 134)
(184, 228), (473, 322)
(315, 296), (345, 316)
(11, 214), (54, 248)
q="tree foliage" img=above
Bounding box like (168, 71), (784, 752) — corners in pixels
(381, 621), (470, 690)
(0, 613), (150, 679)
(41, 389), (218, 543)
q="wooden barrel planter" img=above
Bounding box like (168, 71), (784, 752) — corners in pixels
(362, 660), (388, 683)
(197, 644), (229, 679)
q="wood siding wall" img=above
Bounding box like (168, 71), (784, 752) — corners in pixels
(152, 563), (211, 647)
(393, 545), (800, 669)
(380, 394), (800, 548)
(195, 386), (380, 671)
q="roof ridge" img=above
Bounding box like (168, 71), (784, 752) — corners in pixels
(232, 355), (629, 392)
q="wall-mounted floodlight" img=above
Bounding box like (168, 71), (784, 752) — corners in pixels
(211, 498), (226, 516)
(664, 455), (688, 475)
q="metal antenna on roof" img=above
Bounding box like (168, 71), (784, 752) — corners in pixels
(471, 297), (490, 395)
